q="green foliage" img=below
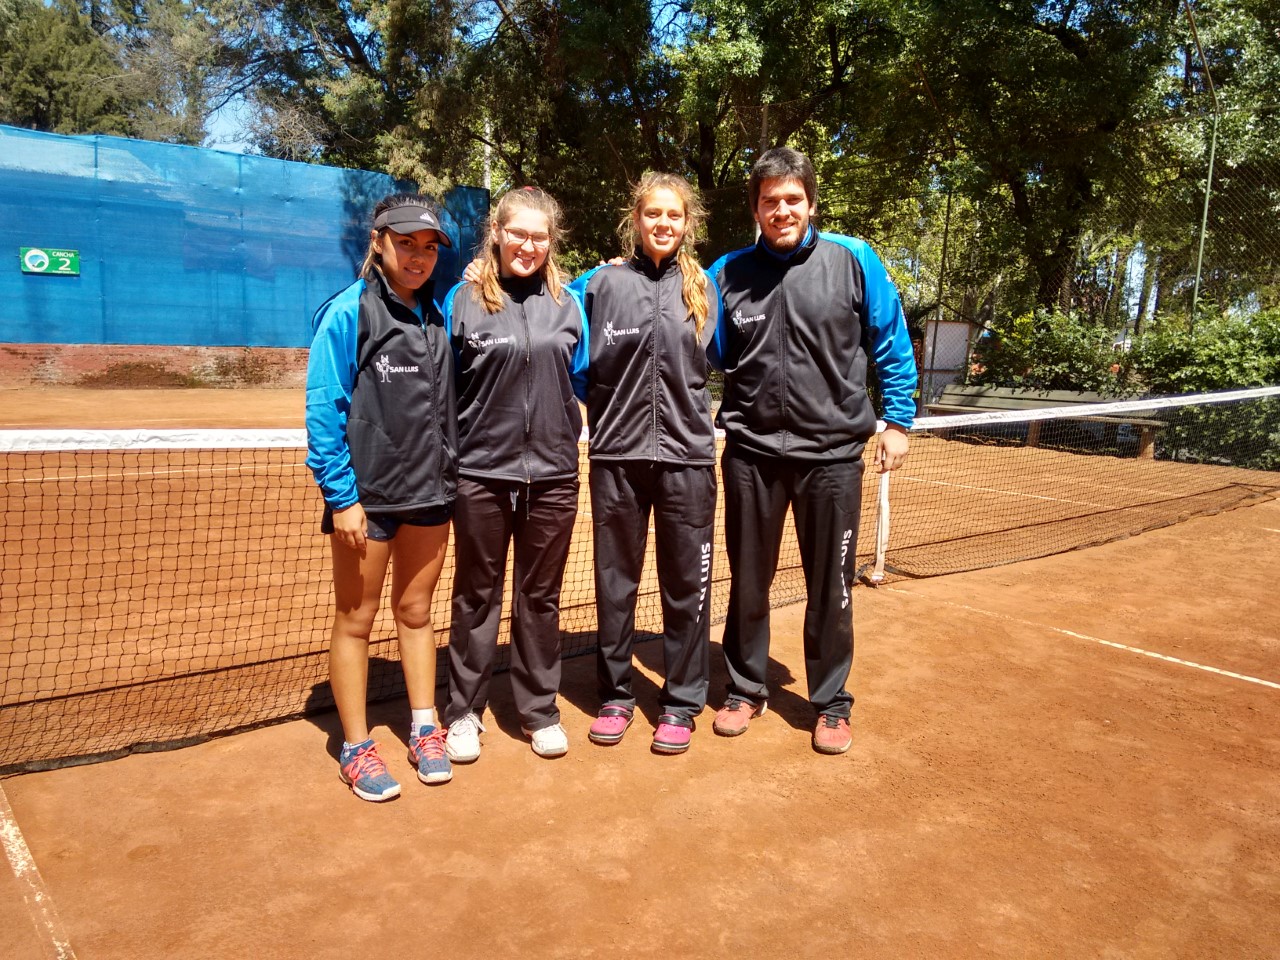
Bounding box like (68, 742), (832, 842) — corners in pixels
(1128, 308), (1280, 394)
(973, 306), (1280, 397)
(1, 0), (1277, 323)
(970, 306), (1280, 470)
(1158, 398), (1280, 471)
(0, 0), (219, 142)
(969, 309), (1128, 394)
(0, 0), (135, 134)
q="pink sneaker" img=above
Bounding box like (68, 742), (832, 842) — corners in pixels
(588, 705), (634, 745)
(652, 714), (694, 755)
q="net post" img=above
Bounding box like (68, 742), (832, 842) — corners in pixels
(869, 423), (892, 584)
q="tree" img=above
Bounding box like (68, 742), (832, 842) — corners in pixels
(905, 1), (1187, 311)
(1, 0), (227, 143)
(0, 0), (137, 135)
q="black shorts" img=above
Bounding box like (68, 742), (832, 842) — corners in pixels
(321, 503), (453, 541)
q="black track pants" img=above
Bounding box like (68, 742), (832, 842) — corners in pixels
(721, 447), (864, 718)
(590, 461), (716, 721)
(445, 475), (578, 731)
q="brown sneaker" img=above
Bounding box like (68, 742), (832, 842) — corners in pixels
(813, 715), (852, 755)
(712, 698), (767, 737)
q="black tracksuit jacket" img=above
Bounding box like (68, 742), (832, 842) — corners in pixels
(572, 255), (719, 464)
(305, 271), (458, 512)
(442, 275), (589, 482)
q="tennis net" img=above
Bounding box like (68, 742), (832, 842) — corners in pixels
(2, 386), (1277, 773)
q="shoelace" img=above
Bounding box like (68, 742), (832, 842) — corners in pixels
(345, 745), (389, 782)
(414, 727), (448, 760)
(453, 713), (485, 736)
(820, 715), (843, 729)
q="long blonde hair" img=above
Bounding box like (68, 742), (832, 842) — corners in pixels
(359, 193), (439, 281)
(472, 186), (566, 314)
(617, 172), (710, 337)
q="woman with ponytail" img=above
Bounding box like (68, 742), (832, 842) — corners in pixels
(441, 187), (590, 762)
(570, 173), (721, 756)
(305, 193), (457, 800)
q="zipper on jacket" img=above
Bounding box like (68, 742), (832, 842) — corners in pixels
(650, 276), (662, 461)
(418, 315), (445, 457)
(521, 300), (532, 482)
(778, 269), (790, 456)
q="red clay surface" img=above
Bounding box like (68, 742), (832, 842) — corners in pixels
(1, 387), (1278, 959)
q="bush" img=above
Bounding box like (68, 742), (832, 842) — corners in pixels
(971, 306), (1280, 397)
(1127, 308), (1280, 394)
(969, 309), (1129, 394)
(968, 306), (1280, 470)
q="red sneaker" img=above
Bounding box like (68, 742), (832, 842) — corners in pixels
(712, 698), (766, 737)
(813, 715), (852, 755)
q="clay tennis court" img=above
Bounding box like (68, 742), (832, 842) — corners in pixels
(2, 386), (1278, 959)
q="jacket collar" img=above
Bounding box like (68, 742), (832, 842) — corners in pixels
(498, 272), (545, 302)
(371, 267), (432, 315)
(631, 253), (680, 281)
(757, 224), (817, 263)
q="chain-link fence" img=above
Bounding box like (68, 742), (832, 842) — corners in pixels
(813, 108), (1280, 402)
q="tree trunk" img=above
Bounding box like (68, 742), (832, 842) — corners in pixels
(1135, 246), (1157, 336)
(1034, 228), (1078, 310)
(1105, 243), (1133, 331)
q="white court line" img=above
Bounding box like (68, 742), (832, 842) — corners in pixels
(0, 783), (78, 960)
(1264, 528), (1280, 534)
(887, 587), (1280, 691)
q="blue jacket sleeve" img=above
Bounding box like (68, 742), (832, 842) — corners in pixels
(826, 235), (918, 429)
(703, 269), (725, 369)
(304, 282), (363, 509)
(567, 287), (590, 403)
(707, 253), (738, 373)
(567, 265), (603, 306)
(440, 280), (468, 360)
(859, 246), (918, 429)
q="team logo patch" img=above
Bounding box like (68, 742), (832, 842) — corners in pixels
(731, 308), (765, 330)
(375, 355), (420, 382)
(602, 319), (641, 347)
(466, 333), (512, 353)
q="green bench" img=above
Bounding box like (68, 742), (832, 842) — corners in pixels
(924, 385), (1164, 459)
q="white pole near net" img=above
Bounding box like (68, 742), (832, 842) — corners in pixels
(869, 423), (891, 584)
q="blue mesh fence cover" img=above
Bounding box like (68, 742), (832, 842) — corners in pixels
(0, 125), (488, 347)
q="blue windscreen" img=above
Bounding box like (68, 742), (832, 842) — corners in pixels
(0, 126), (488, 347)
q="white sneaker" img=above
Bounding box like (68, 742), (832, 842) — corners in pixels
(446, 712), (485, 763)
(522, 722), (569, 758)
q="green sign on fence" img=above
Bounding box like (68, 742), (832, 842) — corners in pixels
(20, 247), (80, 276)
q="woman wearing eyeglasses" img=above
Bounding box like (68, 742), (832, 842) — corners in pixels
(440, 186), (589, 761)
